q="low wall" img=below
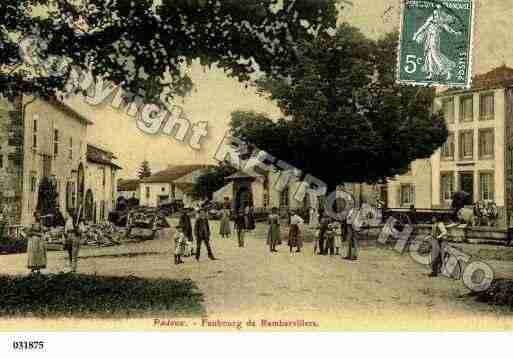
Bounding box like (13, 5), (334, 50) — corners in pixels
(414, 224), (508, 246)
(358, 224), (509, 246)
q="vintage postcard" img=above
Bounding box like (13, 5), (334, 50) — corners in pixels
(2, 0), (513, 348)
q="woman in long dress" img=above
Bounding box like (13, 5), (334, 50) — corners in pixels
(413, 5), (461, 80)
(219, 208), (231, 238)
(244, 206), (256, 231)
(267, 207), (281, 253)
(308, 207), (320, 254)
(27, 214), (48, 274)
(288, 211), (304, 255)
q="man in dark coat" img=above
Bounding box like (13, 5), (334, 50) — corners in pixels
(318, 215), (330, 255)
(179, 208), (193, 242)
(194, 209), (217, 261)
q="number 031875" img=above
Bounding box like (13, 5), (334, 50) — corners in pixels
(12, 341), (45, 350)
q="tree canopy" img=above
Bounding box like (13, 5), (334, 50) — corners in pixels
(230, 26), (448, 190)
(192, 161), (237, 200)
(0, 0), (341, 102)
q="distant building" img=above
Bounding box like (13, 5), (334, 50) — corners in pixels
(84, 144), (121, 223)
(213, 170), (305, 212)
(384, 159), (432, 209)
(432, 65), (513, 228)
(139, 165), (211, 207)
(117, 179), (140, 200)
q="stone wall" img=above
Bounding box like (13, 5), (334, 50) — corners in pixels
(0, 96), (24, 225)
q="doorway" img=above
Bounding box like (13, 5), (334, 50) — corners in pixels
(459, 172), (474, 204)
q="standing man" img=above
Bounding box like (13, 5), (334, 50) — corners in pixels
(234, 209), (246, 247)
(344, 208), (360, 261)
(318, 215), (330, 255)
(194, 209), (218, 261)
(179, 208), (193, 242)
(429, 216), (448, 277)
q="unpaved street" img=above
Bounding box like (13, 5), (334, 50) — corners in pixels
(1, 220), (513, 330)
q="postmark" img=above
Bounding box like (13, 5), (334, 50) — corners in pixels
(397, 0), (475, 88)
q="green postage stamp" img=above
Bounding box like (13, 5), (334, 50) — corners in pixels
(397, 0), (475, 88)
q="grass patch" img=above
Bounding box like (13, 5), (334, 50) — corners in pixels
(0, 273), (205, 318)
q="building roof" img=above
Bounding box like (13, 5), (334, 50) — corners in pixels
(140, 164), (210, 184)
(440, 65), (513, 96)
(118, 179), (140, 191)
(225, 170), (267, 181)
(225, 171), (256, 180)
(86, 144), (122, 169)
(48, 98), (94, 125)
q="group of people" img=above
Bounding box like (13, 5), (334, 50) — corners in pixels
(220, 205), (255, 247)
(173, 208), (219, 265)
(26, 210), (86, 274)
(173, 204), (258, 265)
(264, 206), (359, 260)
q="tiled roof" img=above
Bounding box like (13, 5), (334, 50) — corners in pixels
(140, 164), (209, 184)
(87, 144), (122, 169)
(440, 65), (513, 95)
(118, 179), (140, 191)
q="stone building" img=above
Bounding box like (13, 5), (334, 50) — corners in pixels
(138, 164), (210, 208)
(117, 179), (140, 200)
(0, 95), (120, 226)
(84, 144), (121, 223)
(384, 159), (432, 209)
(213, 170), (305, 212)
(21, 96), (91, 225)
(432, 65), (513, 228)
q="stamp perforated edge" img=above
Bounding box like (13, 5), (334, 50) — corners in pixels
(395, 0), (476, 89)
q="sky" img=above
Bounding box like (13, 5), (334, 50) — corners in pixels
(63, 0), (513, 179)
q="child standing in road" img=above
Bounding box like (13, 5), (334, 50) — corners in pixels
(324, 221), (336, 256)
(174, 225), (186, 265)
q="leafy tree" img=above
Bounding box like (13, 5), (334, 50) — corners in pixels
(192, 161), (237, 200)
(137, 160), (152, 179)
(230, 27), (448, 190)
(0, 0), (341, 102)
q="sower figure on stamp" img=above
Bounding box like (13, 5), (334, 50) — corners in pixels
(413, 4), (462, 81)
(194, 209), (217, 261)
(267, 207), (281, 253)
(429, 216), (448, 277)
